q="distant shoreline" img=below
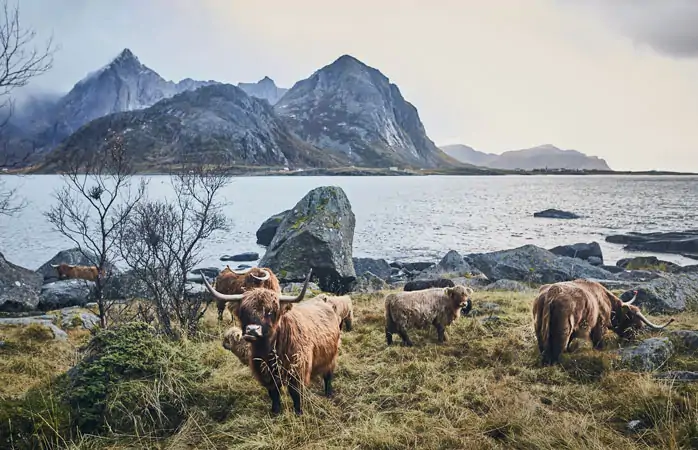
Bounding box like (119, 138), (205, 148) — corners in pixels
(7, 164), (698, 177)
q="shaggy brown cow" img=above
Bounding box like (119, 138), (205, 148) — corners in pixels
(384, 285), (473, 346)
(315, 293), (355, 331)
(222, 326), (250, 366)
(213, 266), (281, 322)
(532, 279), (675, 365)
(201, 268), (342, 415)
(50, 263), (103, 282)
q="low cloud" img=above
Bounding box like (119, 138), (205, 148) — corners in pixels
(567, 0), (698, 58)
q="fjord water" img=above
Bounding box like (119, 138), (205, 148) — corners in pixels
(1, 174), (697, 271)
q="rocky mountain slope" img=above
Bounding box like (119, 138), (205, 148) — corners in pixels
(441, 143), (612, 170)
(237, 77), (288, 105)
(274, 55), (459, 168)
(38, 84), (350, 171)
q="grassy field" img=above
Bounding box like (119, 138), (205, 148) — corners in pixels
(1, 289), (697, 449)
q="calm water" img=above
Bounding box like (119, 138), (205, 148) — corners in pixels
(1, 174), (697, 271)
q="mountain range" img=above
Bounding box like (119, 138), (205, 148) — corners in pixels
(3, 48), (608, 172)
(5, 49), (460, 171)
(440, 144), (612, 171)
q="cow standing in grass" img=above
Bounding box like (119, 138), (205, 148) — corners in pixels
(202, 268), (341, 415)
(213, 266), (281, 322)
(532, 279), (675, 365)
(315, 293), (355, 331)
(51, 263), (104, 282)
(384, 285), (473, 346)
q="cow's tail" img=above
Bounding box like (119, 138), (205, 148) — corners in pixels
(537, 285), (562, 365)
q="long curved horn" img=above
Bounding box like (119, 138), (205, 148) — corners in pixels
(623, 290), (638, 305)
(232, 268), (252, 275)
(250, 269), (270, 282)
(278, 268), (313, 303)
(200, 270), (244, 301)
(637, 311), (675, 330)
(50, 264), (60, 268)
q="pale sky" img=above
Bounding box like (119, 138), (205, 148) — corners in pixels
(14, 0), (698, 172)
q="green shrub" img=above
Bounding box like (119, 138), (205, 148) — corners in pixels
(64, 321), (209, 436)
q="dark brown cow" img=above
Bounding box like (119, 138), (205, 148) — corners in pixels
(201, 268), (342, 416)
(51, 263), (104, 282)
(532, 279), (674, 365)
(213, 266), (281, 322)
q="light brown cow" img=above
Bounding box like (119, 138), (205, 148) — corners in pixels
(315, 293), (354, 331)
(222, 326), (250, 366)
(532, 279), (674, 365)
(51, 263), (104, 282)
(213, 266), (281, 322)
(384, 285), (473, 346)
(201, 268), (342, 416)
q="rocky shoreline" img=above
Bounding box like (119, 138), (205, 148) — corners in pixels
(2, 185), (697, 326)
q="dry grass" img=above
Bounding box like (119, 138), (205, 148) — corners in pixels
(2, 290), (697, 449)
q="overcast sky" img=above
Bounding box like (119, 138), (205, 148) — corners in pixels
(15, 0), (698, 171)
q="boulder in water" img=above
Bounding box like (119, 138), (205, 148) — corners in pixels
(259, 186), (356, 294)
(533, 209), (580, 219)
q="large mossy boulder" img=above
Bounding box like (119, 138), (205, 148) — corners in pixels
(259, 186), (356, 294)
(0, 252), (42, 312)
(256, 209), (290, 247)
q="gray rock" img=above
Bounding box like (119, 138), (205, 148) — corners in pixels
(626, 420), (644, 432)
(0, 252), (43, 312)
(281, 282), (321, 294)
(416, 250), (481, 280)
(220, 252), (260, 262)
(400, 261), (435, 272)
(38, 279), (95, 310)
(616, 256), (679, 271)
(601, 265), (625, 274)
(0, 317), (68, 340)
(653, 371), (698, 382)
(353, 257), (392, 280)
(256, 210), (290, 247)
(56, 307), (100, 329)
(353, 271), (389, 293)
(589, 279), (639, 292)
(468, 245), (613, 284)
(548, 242), (604, 265)
(533, 209), (580, 219)
(451, 276), (491, 289)
(483, 279), (532, 292)
(259, 186), (356, 294)
(614, 270), (662, 282)
(192, 267), (220, 280)
(480, 316), (502, 325)
(617, 337), (674, 372)
(669, 330), (698, 353)
(471, 302), (502, 317)
(606, 230), (698, 259)
(619, 272), (698, 313)
(403, 278), (454, 292)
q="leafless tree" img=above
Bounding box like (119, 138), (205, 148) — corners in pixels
(45, 134), (147, 328)
(118, 160), (231, 339)
(0, 0), (56, 214)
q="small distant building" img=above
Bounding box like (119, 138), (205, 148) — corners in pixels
(283, 167), (290, 171)
(389, 166), (398, 171)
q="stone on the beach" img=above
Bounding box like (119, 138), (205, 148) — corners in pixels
(38, 279), (95, 310)
(0, 252), (43, 312)
(256, 209), (290, 247)
(415, 250), (481, 280)
(548, 242), (603, 265)
(220, 252), (260, 262)
(617, 338), (674, 372)
(353, 257), (392, 280)
(619, 272), (698, 313)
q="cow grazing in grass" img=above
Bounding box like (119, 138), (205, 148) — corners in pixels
(315, 293), (355, 331)
(202, 268), (342, 415)
(51, 263), (103, 282)
(213, 266), (281, 322)
(532, 279), (675, 365)
(403, 278), (455, 292)
(384, 285), (473, 346)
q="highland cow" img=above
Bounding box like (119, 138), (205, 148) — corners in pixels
(213, 266), (281, 322)
(403, 278), (455, 292)
(315, 293), (355, 331)
(50, 263), (103, 282)
(222, 326), (250, 366)
(384, 285), (473, 346)
(201, 268), (342, 415)
(532, 279), (675, 365)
